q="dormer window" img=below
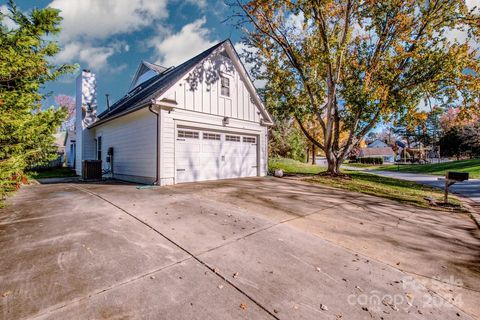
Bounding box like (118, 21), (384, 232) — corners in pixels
(220, 76), (230, 97)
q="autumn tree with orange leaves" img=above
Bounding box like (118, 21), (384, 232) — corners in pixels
(232, 0), (480, 175)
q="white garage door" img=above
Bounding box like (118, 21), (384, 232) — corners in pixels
(175, 127), (258, 183)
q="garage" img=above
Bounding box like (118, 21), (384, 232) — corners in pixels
(83, 41), (272, 185)
(175, 127), (258, 183)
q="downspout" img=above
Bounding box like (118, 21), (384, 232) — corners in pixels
(148, 104), (160, 185)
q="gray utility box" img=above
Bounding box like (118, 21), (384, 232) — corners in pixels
(82, 160), (102, 180)
(446, 171), (469, 182)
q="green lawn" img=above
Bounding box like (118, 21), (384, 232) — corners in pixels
(269, 157), (324, 174)
(377, 159), (480, 179)
(28, 167), (78, 179)
(269, 158), (464, 211)
(343, 162), (380, 169)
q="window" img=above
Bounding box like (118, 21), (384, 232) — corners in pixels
(243, 136), (256, 144)
(203, 132), (221, 140)
(97, 136), (102, 160)
(178, 130), (199, 139)
(220, 76), (230, 97)
(226, 135), (240, 142)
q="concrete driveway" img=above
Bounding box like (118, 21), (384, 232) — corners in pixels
(1, 177), (479, 319)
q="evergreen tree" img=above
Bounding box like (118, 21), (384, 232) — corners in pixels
(0, 1), (75, 197)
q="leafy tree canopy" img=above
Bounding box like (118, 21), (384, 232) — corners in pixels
(232, 0), (480, 174)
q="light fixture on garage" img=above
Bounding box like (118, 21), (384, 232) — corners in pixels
(153, 98), (177, 114)
(223, 116), (230, 126)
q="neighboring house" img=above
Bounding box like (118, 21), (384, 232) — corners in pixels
(367, 139), (389, 148)
(64, 129), (76, 168)
(359, 147), (395, 163)
(73, 40), (273, 185)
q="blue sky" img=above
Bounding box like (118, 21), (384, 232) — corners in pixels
(3, 0), (478, 117)
(5, 0), (243, 113)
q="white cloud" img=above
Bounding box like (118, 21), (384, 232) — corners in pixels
(466, 0), (480, 13)
(184, 0), (207, 9)
(444, 0), (479, 48)
(0, 5), (18, 29)
(48, 0), (171, 71)
(48, 0), (169, 41)
(234, 42), (266, 88)
(150, 17), (217, 67)
(55, 41), (128, 71)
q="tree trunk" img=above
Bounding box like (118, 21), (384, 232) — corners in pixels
(325, 151), (341, 175)
(312, 144), (316, 165)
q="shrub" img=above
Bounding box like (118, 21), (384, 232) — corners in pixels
(358, 157), (384, 164)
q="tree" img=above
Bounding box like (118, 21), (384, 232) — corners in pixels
(0, 1), (75, 196)
(55, 95), (75, 130)
(232, 0), (480, 175)
(269, 119), (307, 162)
(440, 121), (480, 158)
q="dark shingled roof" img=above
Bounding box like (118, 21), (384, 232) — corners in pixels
(96, 40), (228, 122)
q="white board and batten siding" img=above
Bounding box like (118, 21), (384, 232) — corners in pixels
(156, 53), (268, 186)
(94, 108), (157, 184)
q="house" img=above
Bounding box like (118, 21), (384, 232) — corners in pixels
(359, 147), (395, 163)
(71, 40), (273, 185)
(64, 129), (76, 168)
(367, 139), (389, 148)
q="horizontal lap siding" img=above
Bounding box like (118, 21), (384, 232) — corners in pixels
(160, 112), (175, 185)
(95, 108), (156, 180)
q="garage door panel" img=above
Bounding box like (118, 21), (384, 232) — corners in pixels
(176, 158), (201, 168)
(176, 143), (201, 153)
(175, 128), (258, 183)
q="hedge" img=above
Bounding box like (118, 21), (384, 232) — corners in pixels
(358, 157), (384, 164)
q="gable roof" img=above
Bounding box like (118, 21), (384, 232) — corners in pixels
(359, 147), (395, 157)
(93, 40), (273, 127)
(367, 139), (389, 148)
(129, 61), (168, 91)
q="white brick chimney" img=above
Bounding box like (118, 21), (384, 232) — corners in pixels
(75, 69), (98, 175)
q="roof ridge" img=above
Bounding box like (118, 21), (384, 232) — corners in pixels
(97, 40), (229, 120)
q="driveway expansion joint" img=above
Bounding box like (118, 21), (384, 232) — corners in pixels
(69, 184), (280, 320)
(31, 257), (193, 319)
